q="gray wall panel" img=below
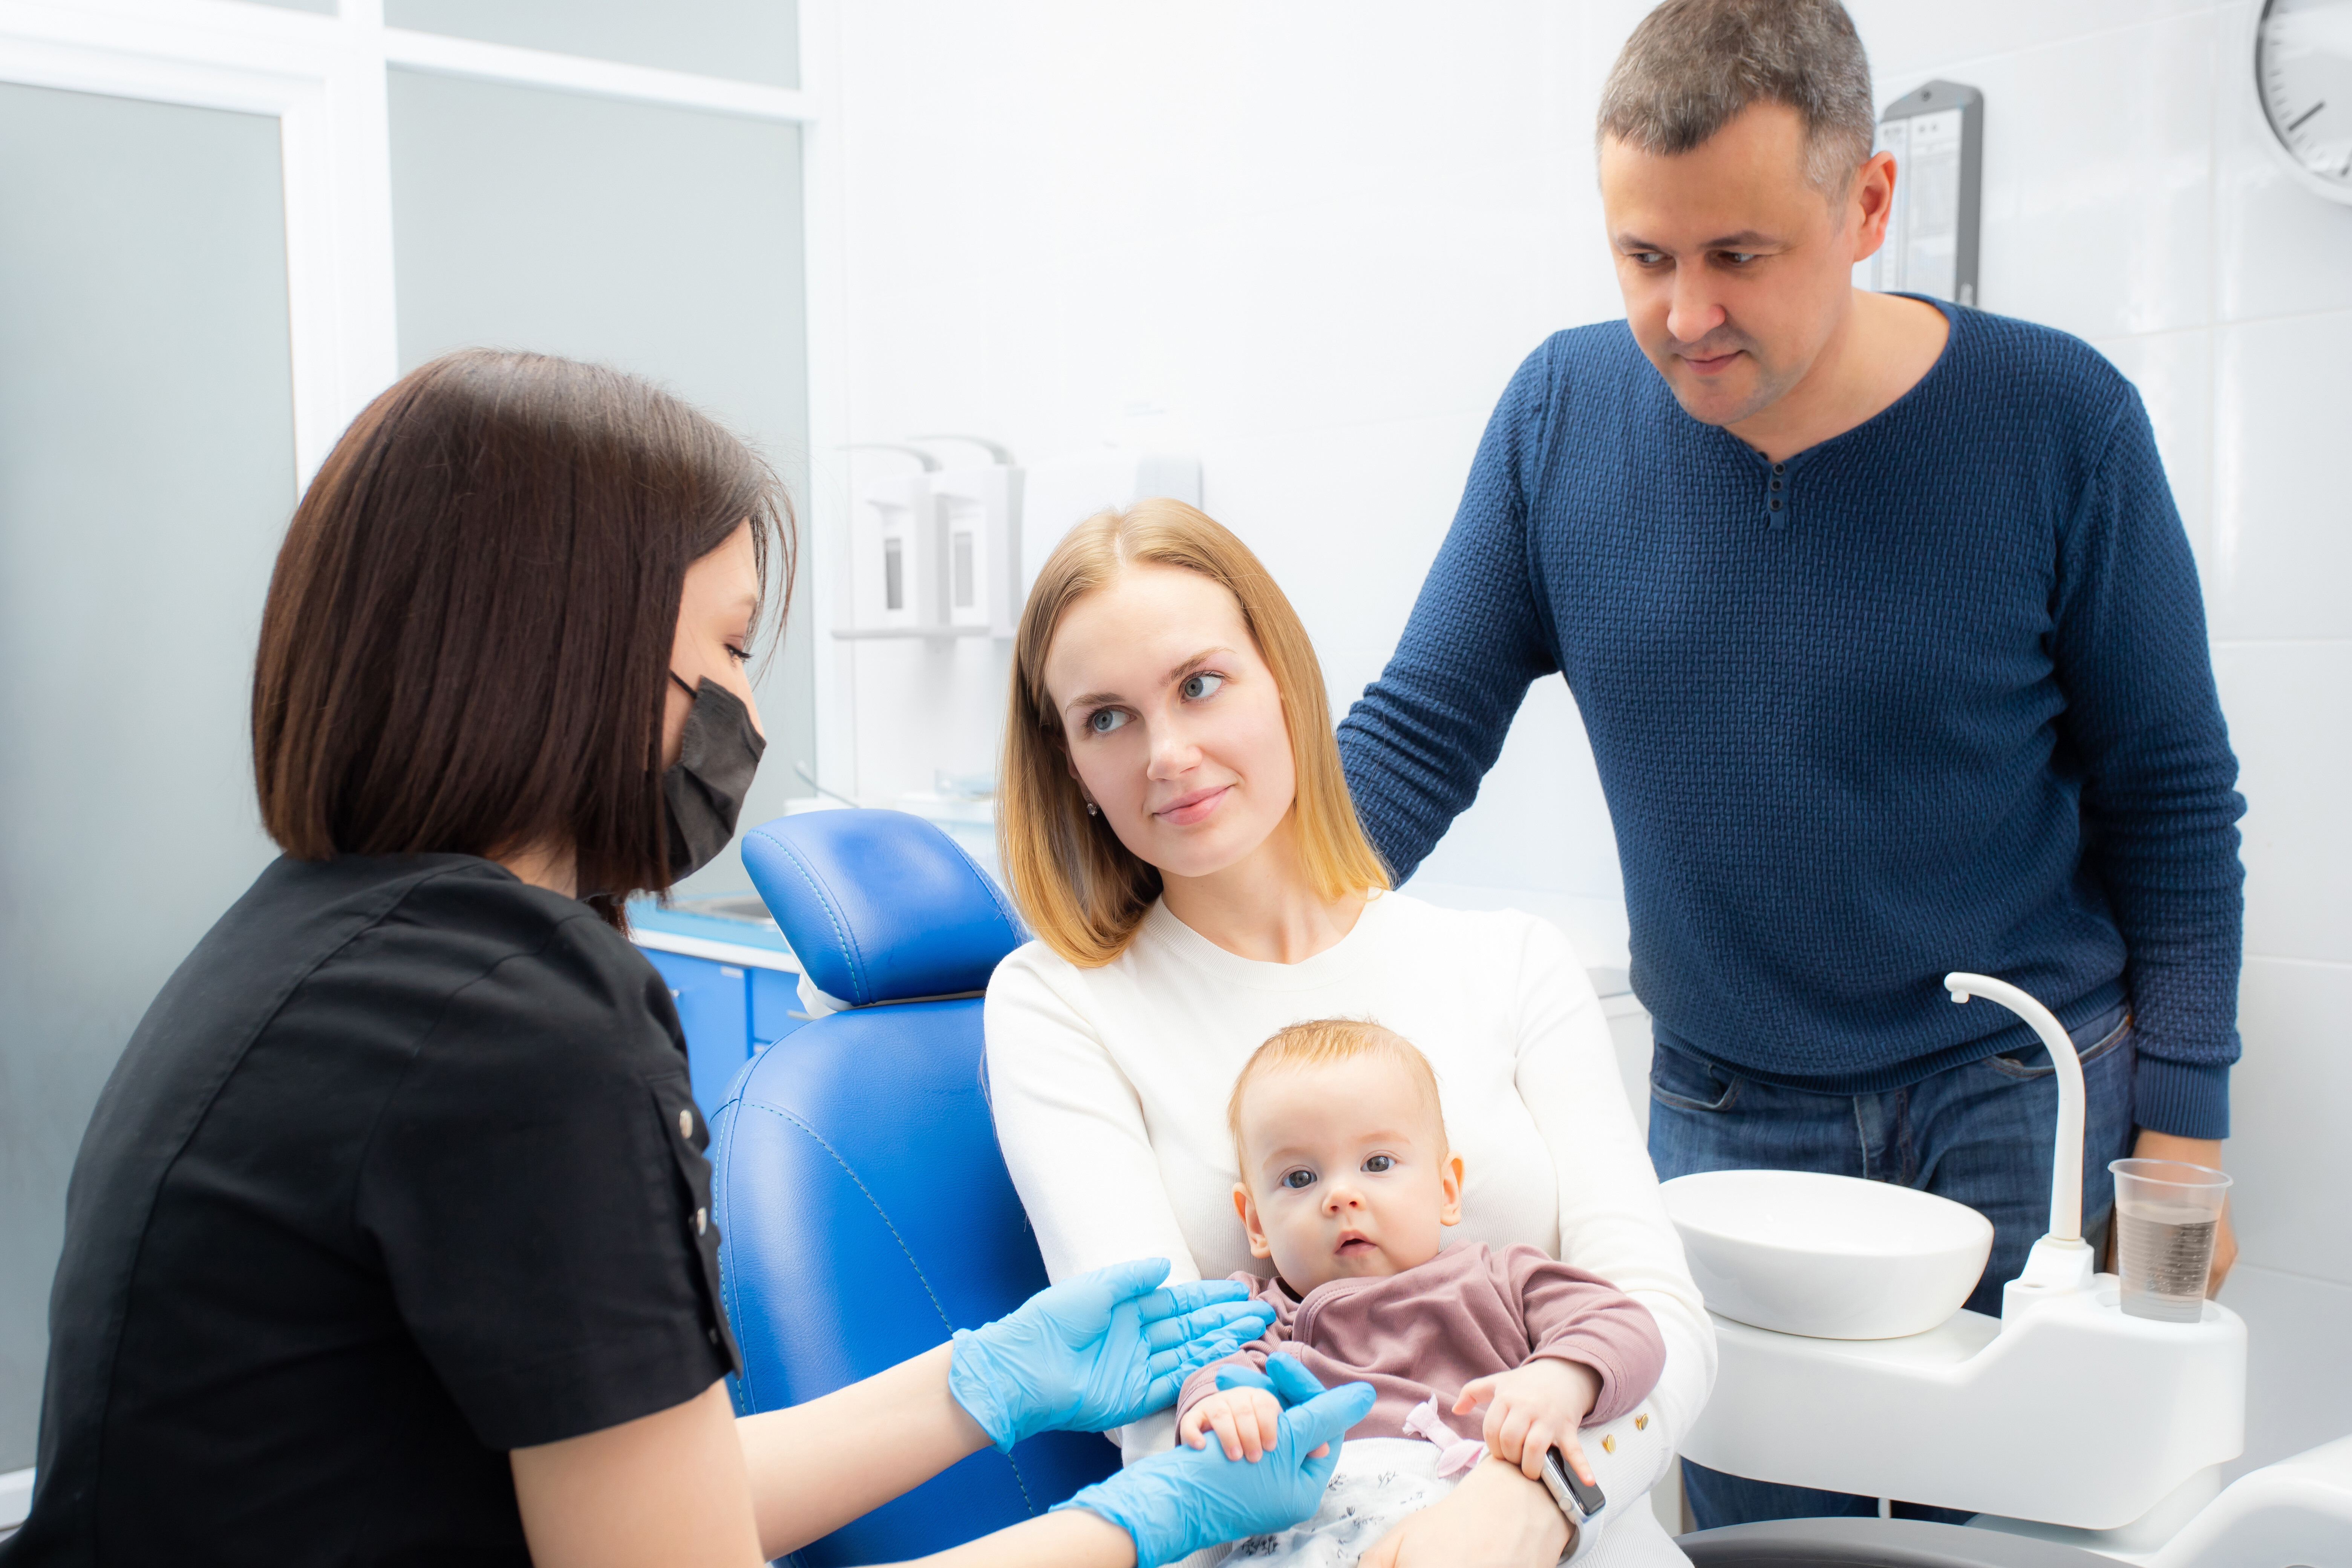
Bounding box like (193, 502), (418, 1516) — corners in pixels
(387, 68), (813, 898)
(384, 0), (796, 89)
(0, 83), (295, 1469)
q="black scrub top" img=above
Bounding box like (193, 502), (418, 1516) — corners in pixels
(3, 853), (741, 1566)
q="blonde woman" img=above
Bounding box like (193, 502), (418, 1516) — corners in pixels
(984, 501), (1713, 1568)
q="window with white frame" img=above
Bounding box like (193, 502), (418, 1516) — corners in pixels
(0, 0), (819, 1476)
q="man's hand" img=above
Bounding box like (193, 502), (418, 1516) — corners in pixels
(2131, 1130), (2237, 1294)
(1358, 1455), (1571, 1568)
(1454, 1357), (1602, 1483)
(1178, 1386), (1283, 1462)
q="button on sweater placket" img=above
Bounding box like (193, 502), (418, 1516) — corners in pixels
(1765, 461), (1788, 528)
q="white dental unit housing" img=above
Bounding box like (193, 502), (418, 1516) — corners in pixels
(1666, 974), (2352, 1562)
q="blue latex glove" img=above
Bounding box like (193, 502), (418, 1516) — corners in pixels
(948, 1258), (1277, 1451)
(1052, 1357), (1376, 1568)
(1211, 1355), (1301, 1401)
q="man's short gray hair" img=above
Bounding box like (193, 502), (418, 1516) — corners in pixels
(1596, 0), (1876, 193)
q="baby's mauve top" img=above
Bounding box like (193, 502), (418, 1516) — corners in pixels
(1176, 1241), (1666, 1441)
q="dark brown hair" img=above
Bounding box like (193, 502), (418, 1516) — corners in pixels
(1597, 0), (1876, 193)
(252, 348), (793, 924)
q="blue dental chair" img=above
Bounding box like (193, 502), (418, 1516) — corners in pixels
(709, 809), (1120, 1565)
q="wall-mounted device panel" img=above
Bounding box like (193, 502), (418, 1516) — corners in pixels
(932, 461), (1024, 636)
(847, 461), (951, 637)
(1873, 80), (1983, 308)
(838, 442), (1199, 641)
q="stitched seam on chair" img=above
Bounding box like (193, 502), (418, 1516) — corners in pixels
(734, 1096), (1045, 1516)
(768, 834), (870, 1004)
(737, 1101), (952, 1332)
(940, 832), (1027, 947)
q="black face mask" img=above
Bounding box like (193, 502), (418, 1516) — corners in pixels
(663, 673), (766, 882)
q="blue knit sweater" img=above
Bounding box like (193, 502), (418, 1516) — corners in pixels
(1336, 302), (2244, 1139)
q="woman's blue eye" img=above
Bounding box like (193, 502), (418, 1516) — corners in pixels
(1179, 672), (1224, 701)
(1281, 1169), (1316, 1190)
(1363, 1155), (1394, 1173)
(1087, 709), (1130, 735)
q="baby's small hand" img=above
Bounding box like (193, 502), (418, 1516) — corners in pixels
(1454, 1358), (1603, 1484)
(1178, 1384), (1285, 1463)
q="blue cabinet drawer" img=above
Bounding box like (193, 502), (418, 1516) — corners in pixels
(637, 948), (812, 1120)
(641, 948), (750, 1119)
(750, 967), (809, 1049)
(629, 894), (807, 1119)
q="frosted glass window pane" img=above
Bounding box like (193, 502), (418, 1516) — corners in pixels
(388, 69), (811, 897)
(0, 83), (294, 1468)
(385, 0), (795, 89)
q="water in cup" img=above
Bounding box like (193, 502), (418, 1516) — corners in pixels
(2115, 1200), (2216, 1321)
(2109, 1158), (2231, 1324)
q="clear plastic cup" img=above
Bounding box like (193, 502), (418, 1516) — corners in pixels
(2108, 1159), (2231, 1323)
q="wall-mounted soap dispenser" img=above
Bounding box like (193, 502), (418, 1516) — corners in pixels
(841, 443), (947, 638)
(836, 438), (1200, 642)
(839, 438), (1020, 640)
(921, 436), (1025, 639)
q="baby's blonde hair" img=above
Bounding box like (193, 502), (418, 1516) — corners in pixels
(1226, 1017), (1448, 1179)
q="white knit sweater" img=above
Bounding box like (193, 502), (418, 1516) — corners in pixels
(982, 890), (1715, 1469)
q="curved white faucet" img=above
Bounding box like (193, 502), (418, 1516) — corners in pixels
(1943, 972), (2085, 1244)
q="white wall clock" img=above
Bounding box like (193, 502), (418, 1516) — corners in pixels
(2256, 0), (2352, 204)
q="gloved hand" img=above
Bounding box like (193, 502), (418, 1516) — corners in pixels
(1053, 1357), (1375, 1568)
(1210, 1353), (1311, 1402)
(948, 1257), (1276, 1451)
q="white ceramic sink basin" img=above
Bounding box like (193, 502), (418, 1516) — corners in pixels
(1661, 1169), (1994, 1340)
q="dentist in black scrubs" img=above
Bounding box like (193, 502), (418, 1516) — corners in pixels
(3, 350), (1366, 1568)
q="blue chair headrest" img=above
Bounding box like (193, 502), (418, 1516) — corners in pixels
(739, 808), (1025, 1006)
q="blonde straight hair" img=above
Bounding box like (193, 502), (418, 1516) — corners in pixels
(1000, 499), (1390, 968)
(1226, 1017), (1448, 1177)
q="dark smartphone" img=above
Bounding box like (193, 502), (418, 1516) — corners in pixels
(1541, 1448), (1607, 1522)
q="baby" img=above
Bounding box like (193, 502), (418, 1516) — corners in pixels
(1178, 1018), (1666, 1564)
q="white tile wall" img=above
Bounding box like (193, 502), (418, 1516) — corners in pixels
(826, 0), (2352, 1477)
(2228, 958), (2352, 1275)
(1856, 0), (2215, 79)
(2213, 311), (2352, 641)
(2214, 645), (2352, 966)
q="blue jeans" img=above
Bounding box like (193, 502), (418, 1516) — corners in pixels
(1648, 1005), (2136, 1528)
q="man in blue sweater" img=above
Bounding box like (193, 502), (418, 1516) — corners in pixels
(1335, 0), (2246, 1527)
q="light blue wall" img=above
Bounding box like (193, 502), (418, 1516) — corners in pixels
(0, 82), (296, 1470)
(387, 68), (814, 897)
